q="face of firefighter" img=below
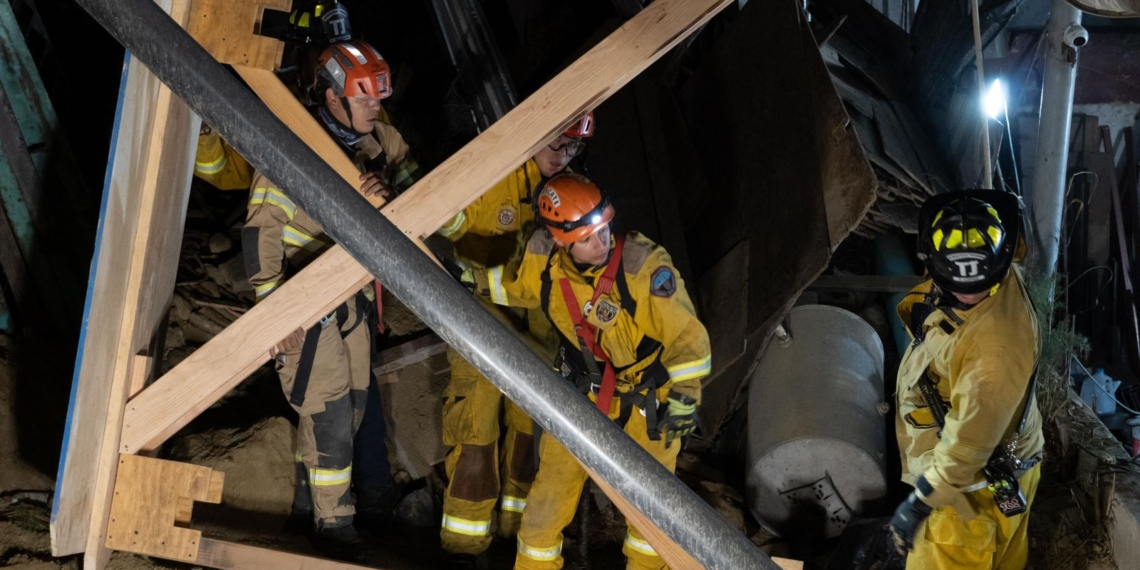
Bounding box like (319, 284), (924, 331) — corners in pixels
(325, 88), (382, 134)
(952, 290), (990, 305)
(565, 224), (611, 267)
(533, 134), (582, 177)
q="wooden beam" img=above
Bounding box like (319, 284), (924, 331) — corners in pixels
(808, 274), (924, 293)
(196, 538), (377, 570)
(105, 455), (223, 561)
(51, 0), (197, 559)
(84, 43), (201, 569)
(119, 0), (734, 455)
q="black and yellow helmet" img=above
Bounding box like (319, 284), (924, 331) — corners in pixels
(284, 1), (353, 46)
(917, 190), (1022, 294)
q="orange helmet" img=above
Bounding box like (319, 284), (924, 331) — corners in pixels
(535, 173), (615, 243)
(564, 111), (595, 138)
(315, 41), (392, 100)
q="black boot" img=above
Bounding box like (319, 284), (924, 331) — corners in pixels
(311, 518), (369, 563)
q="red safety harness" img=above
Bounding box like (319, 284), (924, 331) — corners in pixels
(557, 234), (626, 414)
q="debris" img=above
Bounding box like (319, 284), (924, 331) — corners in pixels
(394, 487), (436, 528)
(208, 233), (233, 254)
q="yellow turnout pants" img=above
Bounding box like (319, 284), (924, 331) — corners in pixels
(908, 464), (1041, 570)
(441, 347), (537, 554)
(276, 300), (371, 523)
(515, 394), (679, 570)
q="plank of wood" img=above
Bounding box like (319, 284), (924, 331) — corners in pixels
(808, 274), (924, 293)
(588, 467), (796, 570)
(127, 354), (155, 399)
(233, 67), (382, 207)
(120, 0), (734, 455)
(196, 538), (377, 570)
(186, 0), (290, 71)
(105, 455), (223, 562)
(372, 334), (447, 377)
(48, 0), (198, 561)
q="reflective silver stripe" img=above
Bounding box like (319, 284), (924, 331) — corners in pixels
(282, 226), (325, 251)
(308, 466), (351, 486)
(250, 188), (297, 220)
(441, 514), (491, 537)
(667, 355), (712, 382)
(488, 266), (509, 306)
(254, 281), (279, 298)
(437, 211), (466, 237)
(517, 537), (562, 561)
(501, 496), (527, 513)
(624, 534), (659, 557)
(195, 154), (225, 174)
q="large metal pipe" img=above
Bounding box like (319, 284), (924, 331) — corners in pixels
(71, 0), (774, 567)
(746, 306), (887, 541)
(1030, 0), (1085, 277)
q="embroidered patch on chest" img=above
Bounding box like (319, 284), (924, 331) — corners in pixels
(650, 266), (676, 298)
(497, 207), (517, 227)
(592, 299), (620, 323)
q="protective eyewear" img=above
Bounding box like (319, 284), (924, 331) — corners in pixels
(548, 136), (587, 158)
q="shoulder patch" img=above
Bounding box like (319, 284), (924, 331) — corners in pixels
(621, 233), (655, 274)
(650, 266), (676, 298)
(527, 228), (556, 255)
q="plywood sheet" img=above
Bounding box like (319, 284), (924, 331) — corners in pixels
(186, 0), (290, 70)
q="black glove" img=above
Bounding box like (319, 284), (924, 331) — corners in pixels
(888, 476), (934, 555)
(659, 393), (698, 445)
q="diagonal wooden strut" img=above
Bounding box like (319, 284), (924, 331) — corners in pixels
(109, 0), (767, 567)
(119, 0), (732, 454)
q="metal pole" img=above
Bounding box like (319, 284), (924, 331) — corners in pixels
(971, 0), (992, 189)
(71, 0), (775, 568)
(1030, 0), (1085, 278)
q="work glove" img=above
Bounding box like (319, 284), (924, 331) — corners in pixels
(660, 393), (698, 445)
(888, 475), (935, 555)
(439, 257), (476, 291)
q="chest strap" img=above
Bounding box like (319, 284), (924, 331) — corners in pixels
(558, 234), (626, 414)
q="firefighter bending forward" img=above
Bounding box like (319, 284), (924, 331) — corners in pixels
(435, 114), (595, 568)
(472, 173), (710, 569)
(889, 190), (1044, 570)
(244, 40), (420, 559)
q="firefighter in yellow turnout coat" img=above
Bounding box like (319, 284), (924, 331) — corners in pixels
(889, 191), (1044, 570)
(474, 174), (710, 570)
(244, 41), (420, 557)
(434, 115), (595, 565)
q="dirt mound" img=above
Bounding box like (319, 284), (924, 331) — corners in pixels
(167, 415), (296, 517)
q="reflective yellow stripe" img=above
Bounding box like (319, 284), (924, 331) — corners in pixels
(501, 496), (527, 513)
(517, 537), (562, 561)
(294, 449), (303, 462)
(440, 514), (491, 537)
(437, 211), (466, 237)
(282, 226), (325, 252)
(195, 154), (226, 174)
(667, 355), (712, 382)
(309, 465), (351, 487)
(624, 534), (659, 557)
(254, 281), (279, 299)
(488, 266), (509, 306)
(249, 188), (297, 220)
